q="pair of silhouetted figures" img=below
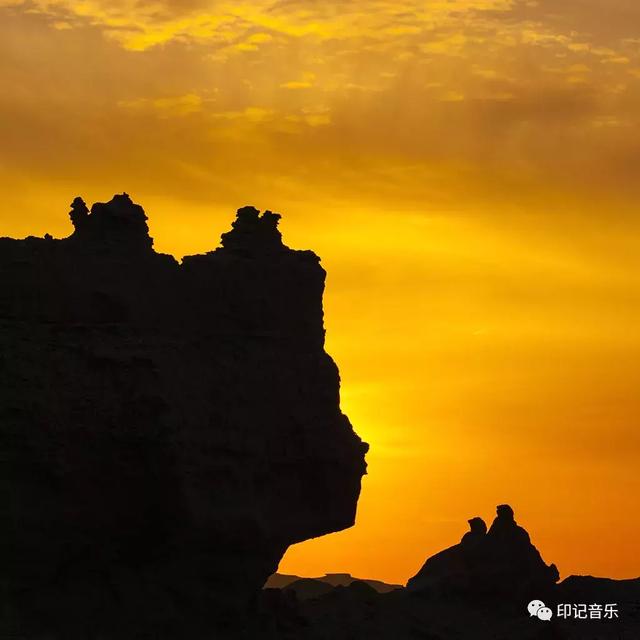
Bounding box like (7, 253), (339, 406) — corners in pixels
(407, 504), (559, 600)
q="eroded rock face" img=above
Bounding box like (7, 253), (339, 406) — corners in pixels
(0, 194), (368, 638)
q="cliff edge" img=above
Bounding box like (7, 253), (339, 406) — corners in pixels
(0, 194), (368, 639)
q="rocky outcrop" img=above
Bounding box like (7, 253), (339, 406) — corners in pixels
(0, 194), (368, 639)
(263, 506), (636, 640)
(407, 505), (559, 601)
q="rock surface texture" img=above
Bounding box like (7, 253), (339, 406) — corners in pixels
(0, 194), (368, 639)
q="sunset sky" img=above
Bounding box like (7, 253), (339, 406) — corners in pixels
(2, 0), (639, 584)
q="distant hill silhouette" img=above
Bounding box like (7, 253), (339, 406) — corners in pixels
(0, 194), (368, 639)
(282, 578), (337, 601)
(258, 506), (639, 639)
(265, 572), (402, 595)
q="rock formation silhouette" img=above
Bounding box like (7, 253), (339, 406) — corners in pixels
(407, 504), (559, 601)
(262, 506), (637, 640)
(0, 194), (368, 639)
(3, 198), (637, 639)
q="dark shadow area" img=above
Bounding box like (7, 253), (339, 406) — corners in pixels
(0, 194), (368, 639)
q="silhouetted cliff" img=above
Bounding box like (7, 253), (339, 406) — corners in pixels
(0, 194), (368, 639)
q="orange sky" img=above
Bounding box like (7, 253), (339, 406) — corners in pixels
(1, 0), (639, 585)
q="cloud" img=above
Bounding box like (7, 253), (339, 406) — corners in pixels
(119, 93), (206, 117)
(1, 0), (639, 210)
(7, 0), (515, 50)
(281, 71), (315, 89)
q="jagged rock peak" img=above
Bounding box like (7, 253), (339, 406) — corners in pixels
(460, 516), (487, 545)
(69, 196), (89, 228)
(68, 193), (153, 252)
(63, 195), (306, 261)
(220, 205), (285, 254)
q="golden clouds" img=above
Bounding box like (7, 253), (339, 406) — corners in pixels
(1, 0), (640, 584)
(5, 0), (516, 51)
(281, 72), (316, 90)
(119, 93), (205, 117)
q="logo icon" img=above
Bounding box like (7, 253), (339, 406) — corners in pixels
(528, 599), (553, 621)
